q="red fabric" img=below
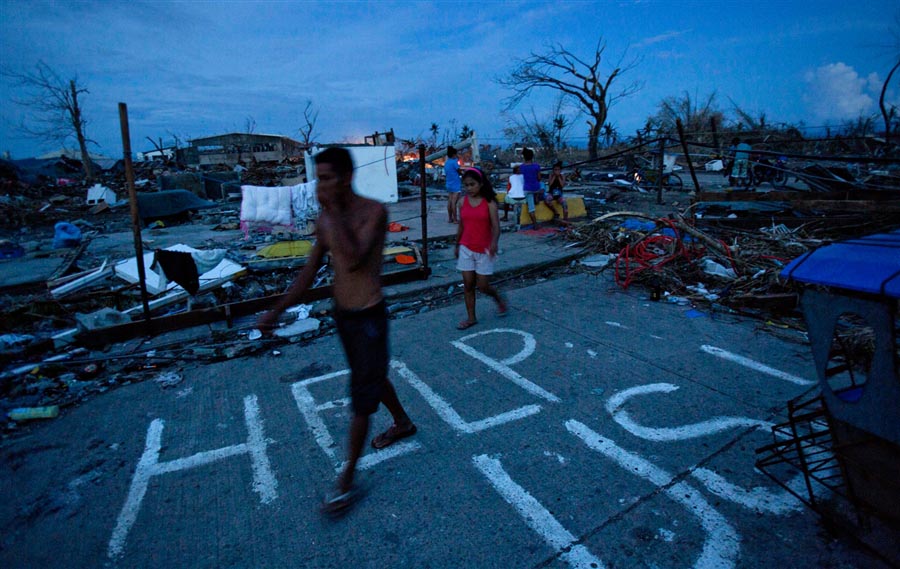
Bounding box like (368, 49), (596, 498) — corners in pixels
(460, 196), (492, 254)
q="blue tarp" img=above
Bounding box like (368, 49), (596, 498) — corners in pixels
(620, 219), (656, 232)
(781, 229), (900, 298)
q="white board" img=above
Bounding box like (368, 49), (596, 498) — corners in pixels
(305, 145), (398, 203)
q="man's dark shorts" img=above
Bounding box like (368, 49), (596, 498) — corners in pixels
(334, 300), (389, 416)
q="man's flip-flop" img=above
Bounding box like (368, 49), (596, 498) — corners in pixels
(371, 423), (417, 450)
(321, 484), (364, 517)
(457, 320), (477, 330)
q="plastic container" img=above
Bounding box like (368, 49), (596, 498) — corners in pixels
(52, 222), (82, 249)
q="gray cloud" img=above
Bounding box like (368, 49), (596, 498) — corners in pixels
(633, 29), (690, 48)
(803, 62), (876, 122)
(2, 0), (897, 158)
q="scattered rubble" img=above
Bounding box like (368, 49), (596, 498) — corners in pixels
(1, 143), (898, 436)
(0, 158), (365, 430)
(566, 195), (898, 322)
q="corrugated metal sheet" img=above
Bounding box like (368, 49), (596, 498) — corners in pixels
(781, 230), (900, 297)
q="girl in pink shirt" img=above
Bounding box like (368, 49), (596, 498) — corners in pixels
(454, 167), (507, 330)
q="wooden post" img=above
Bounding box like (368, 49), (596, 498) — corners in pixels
(676, 119), (702, 193)
(118, 103), (152, 326)
(418, 144), (429, 270)
(656, 137), (665, 205)
(711, 116), (720, 156)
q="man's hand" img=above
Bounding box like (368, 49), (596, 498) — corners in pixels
(318, 194), (336, 213)
(257, 309), (280, 336)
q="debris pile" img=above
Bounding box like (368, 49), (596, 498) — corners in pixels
(567, 208), (899, 318)
(0, 158), (331, 430)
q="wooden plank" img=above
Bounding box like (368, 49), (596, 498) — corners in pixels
(695, 217), (823, 230)
(695, 191), (817, 202)
(798, 200), (900, 212)
(728, 293), (798, 312)
(49, 263), (113, 298)
(695, 190), (900, 202)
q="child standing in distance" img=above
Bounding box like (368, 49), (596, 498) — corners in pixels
(444, 146), (461, 223)
(544, 161), (568, 221)
(519, 147), (541, 229)
(505, 165), (526, 229)
(454, 167), (507, 330)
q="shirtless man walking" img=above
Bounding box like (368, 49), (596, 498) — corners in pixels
(257, 147), (417, 514)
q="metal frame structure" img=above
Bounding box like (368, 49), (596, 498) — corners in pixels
(755, 229), (900, 565)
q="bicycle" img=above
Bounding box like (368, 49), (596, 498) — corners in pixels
(751, 156), (790, 189)
(628, 163), (684, 192)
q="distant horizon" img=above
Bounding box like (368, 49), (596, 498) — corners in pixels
(3, 122), (892, 163)
(2, 111), (893, 161)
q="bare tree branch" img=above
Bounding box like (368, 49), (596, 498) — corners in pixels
(649, 90), (724, 143)
(497, 40), (642, 159)
(880, 58), (900, 145)
(501, 96), (579, 160)
(297, 100), (319, 146)
(144, 136), (174, 166)
(2, 61), (95, 179)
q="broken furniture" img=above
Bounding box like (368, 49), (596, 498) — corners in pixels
(756, 229), (899, 562)
(115, 244), (237, 297)
(86, 183), (118, 206)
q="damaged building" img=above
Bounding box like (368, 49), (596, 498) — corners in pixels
(179, 133), (306, 168)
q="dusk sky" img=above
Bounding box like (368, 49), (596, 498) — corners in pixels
(1, 0), (898, 160)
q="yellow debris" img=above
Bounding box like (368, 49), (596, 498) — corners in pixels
(519, 195), (587, 223)
(256, 240), (314, 259)
(383, 246), (413, 256)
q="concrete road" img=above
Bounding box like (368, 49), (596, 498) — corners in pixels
(0, 272), (887, 568)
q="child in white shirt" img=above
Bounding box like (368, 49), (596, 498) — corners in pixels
(506, 165), (526, 229)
